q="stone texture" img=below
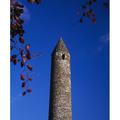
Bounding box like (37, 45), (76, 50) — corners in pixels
(49, 39), (72, 120)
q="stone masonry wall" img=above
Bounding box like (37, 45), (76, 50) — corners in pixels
(49, 51), (72, 120)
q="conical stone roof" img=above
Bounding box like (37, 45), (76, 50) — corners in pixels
(52, 38), (69, 55)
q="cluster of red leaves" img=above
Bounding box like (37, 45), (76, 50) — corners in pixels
(11, 0), (41, 96)
(27, 0), (42, 4)
(20, 72), (33, 96)
(77, 0), (97, 24)
(11, 1), (34, 96)
(77, 0), (109, 24)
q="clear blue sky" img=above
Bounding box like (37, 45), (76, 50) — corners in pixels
(11, 0), (109, 120)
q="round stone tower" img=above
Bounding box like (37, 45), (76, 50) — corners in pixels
(48, 38), (72, 120)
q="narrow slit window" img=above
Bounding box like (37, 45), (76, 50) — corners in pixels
(62, 54), (65, 60)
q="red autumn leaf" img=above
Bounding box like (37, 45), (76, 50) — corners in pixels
(26, 51), (31, 59)
(28, 0), (41, 4)
(27, 88), (32, 93)
(21, 61), (25, 67)
(20, 74), (25, 80)
(36, 0), (42, 4)
(27, 65), (32, 71)
(10, 56), (14, 62)
(13, 59), (18, 65)
(12, 55), (17, 58)
(22, 91), (26, 96)
(19, 37), (25, 44)
(28, 77), (32, 81)
(22, 82), (26, 88)
(11, 24), (15, 29)
(28, 0), (35, 3)
(25, 44), (30, 51)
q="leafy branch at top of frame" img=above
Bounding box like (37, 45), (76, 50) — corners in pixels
(10, 0), (41, 96)
(77, 0), (109, 24)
